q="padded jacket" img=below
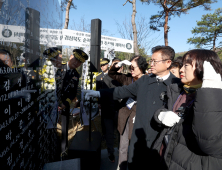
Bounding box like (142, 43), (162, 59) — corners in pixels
(153, 83), (222, 170)
(108, 65), (136, 139)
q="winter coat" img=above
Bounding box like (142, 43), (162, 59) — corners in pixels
(108, 65), (136, 139)
(96, 72), (121, 119)
(100, 72), (180, 170)
(152, 83), (222, 170)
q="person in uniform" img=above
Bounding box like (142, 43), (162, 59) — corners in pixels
(96, 58), (121, 162)
(59, 49), (88, 153)
(84, 46), (181, 169)
(42, 47), (63, 129)
(96, 58), (110, 89)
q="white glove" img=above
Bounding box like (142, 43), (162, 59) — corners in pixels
(202, 61), (222, 89)
(83, 90), (100, 100)
(158, 111), (181, 127)
(117, 60), (132, 67)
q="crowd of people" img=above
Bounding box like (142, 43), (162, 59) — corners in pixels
(1, 45), (222, 170)
(85, 45), (222, 170)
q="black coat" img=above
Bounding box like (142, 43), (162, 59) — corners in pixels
(100, 73), (180, 169)
(60, 65), (79, 109)
(96, 72), (120, 90)
(153, 84), (222, 170)
(108, 65), (136, 139)
(96, 72), (121, 119)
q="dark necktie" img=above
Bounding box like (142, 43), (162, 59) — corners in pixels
(157, 78), (163, 82)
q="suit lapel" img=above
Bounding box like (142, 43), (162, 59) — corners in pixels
(147, 74), (158, 85)
(164, 72), (180, 86)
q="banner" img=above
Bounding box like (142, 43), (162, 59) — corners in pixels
(0, 24), (134, 53)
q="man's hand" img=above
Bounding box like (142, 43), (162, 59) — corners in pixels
(58, 104), (66, 111)
(158, 111), (180, 127)
(202, 61), (222, 89)
(83, 90), (100, 100)
(116, 60), (132, 68)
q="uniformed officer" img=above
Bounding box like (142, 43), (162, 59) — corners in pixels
(42, 47), (63, 129)
(43, 47), (63, 69)
(96, 58), (121, 162)
(59, 49), (88, 153)
(96, 58), (110, 90)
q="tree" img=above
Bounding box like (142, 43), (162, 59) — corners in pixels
(61, 0), (77, 29)
(141, 0), (217, 46)
(115, 15), (161, 54)
(187, 8), (222, 51)
(70, 16), (113, 36)
(0, 0), (25, 26)
(216, 48), (222, 60)
(123, 0), (139, 55)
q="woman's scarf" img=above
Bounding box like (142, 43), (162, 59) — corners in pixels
(183, 83), (202, 94)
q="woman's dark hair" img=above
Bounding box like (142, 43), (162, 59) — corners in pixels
(130, 55), (148, 74)
(112, 57), (121, 63)
(169, 56), (183, 69)
(182, 49), (222, 81)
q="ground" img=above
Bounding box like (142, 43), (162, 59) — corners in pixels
(56, 112), (119, 151)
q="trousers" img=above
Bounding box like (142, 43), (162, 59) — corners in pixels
(103, 111), (118, 154)
(118, 118), (129, 170)
(61, 106), (70, 153)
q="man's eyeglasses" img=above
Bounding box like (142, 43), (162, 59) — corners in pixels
(149, 59), (168, 66)
(129, 65), (138, 70)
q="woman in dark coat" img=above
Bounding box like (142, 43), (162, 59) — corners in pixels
(152, 49), (222, 170)
(108, 56), (148, 170)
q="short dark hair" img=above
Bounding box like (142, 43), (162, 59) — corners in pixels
(130, 55), (148, 74)
(151, 46), (175, 61)
(182, 49), (222, 81)
(0, 49), (11, 56)
(170, 56), (183, 69)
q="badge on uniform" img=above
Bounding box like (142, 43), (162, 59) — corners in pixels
(72, 76), (78, 81)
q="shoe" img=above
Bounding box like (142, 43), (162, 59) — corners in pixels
(108, 153), (115, 163)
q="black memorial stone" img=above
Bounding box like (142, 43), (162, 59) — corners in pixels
(0, 0), (62, 170)
(68, 131), (102, 170)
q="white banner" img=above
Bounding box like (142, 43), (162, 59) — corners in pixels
(0, 24), (134, 53)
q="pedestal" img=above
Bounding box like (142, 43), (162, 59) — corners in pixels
(42, 159), (81, 170)
(68, 131), (102, 170)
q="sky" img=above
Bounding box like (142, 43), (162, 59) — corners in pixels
(64, 0), (222, 55)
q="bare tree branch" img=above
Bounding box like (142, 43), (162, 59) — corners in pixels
(123, 0), (133, 6)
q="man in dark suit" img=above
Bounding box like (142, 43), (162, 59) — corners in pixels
(96, 58), (121, 162)
(59, 49), (88, 153)
(84, 46), (181, 169)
